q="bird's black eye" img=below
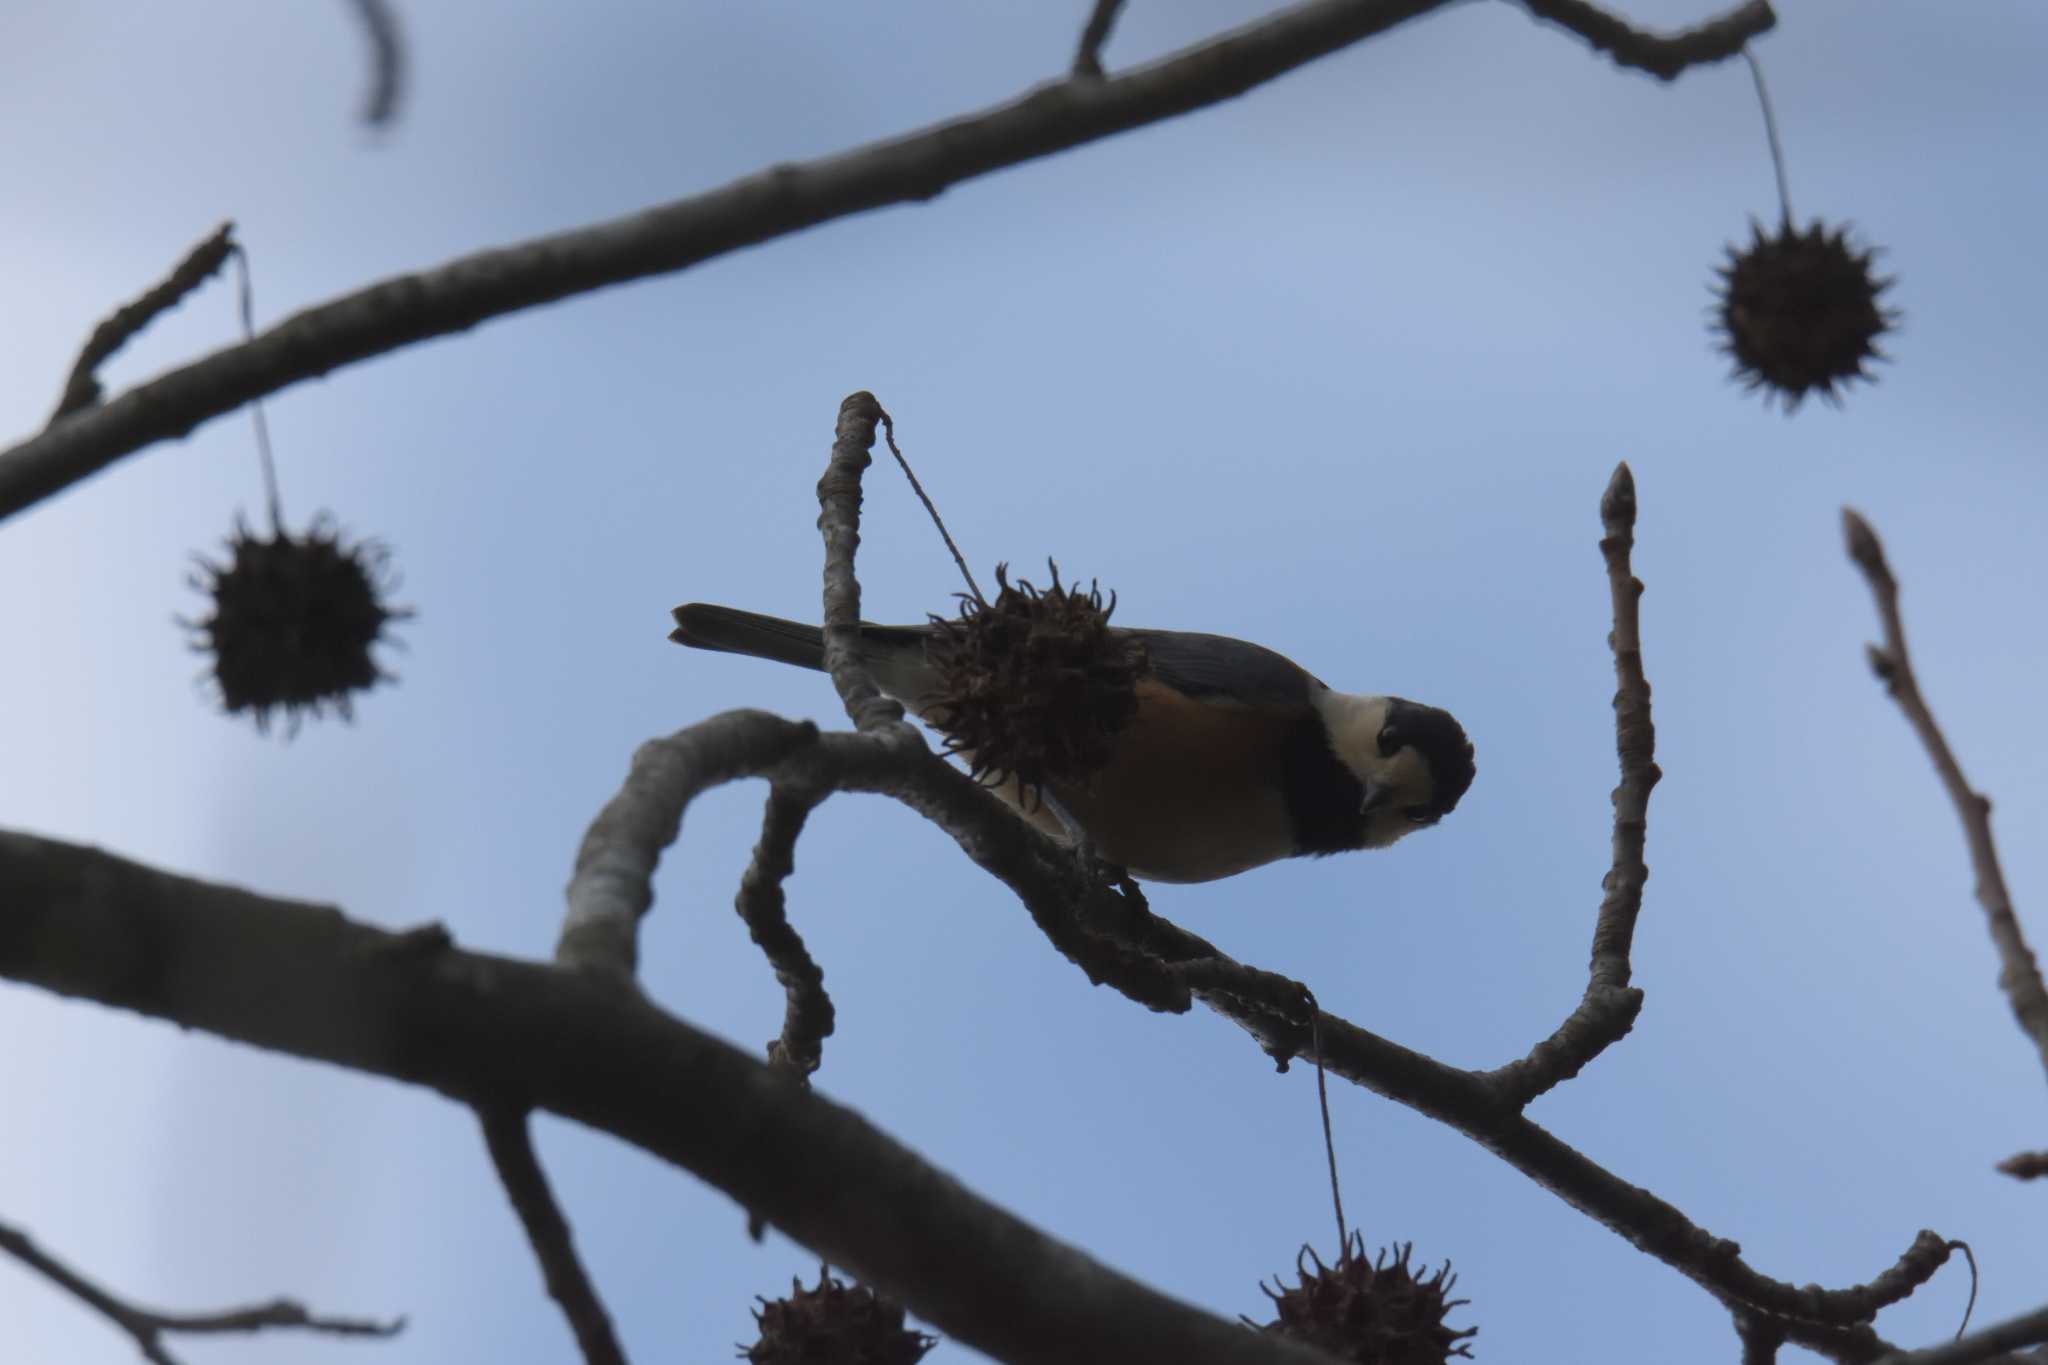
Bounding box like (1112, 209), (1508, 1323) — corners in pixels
(1376, 724), (1404, 758)
(1402, 805), (1432, 825)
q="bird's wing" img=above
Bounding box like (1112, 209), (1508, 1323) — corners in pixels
(1124, 629), (1322, 709)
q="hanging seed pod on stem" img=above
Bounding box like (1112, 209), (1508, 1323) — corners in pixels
(185, 513), (411, 734)
(921, 561), (1147, 806)
(1255, 1235), (1476, 1365)
(740, 1265), (935, 1365)
(1714, 216), (1895, 411)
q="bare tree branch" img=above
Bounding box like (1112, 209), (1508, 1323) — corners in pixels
(736, 783), (835, 1077)
(1486, 460), (1658, 1104)
(342, 0), (405, 127)
(0, 0), (1771, 523)
(818, 391), (917, 735)
(1512, 0), (1775, 81)
(478, 1106), (629, 1365)
(557, 711), (820, 974)
(47, 223), (236, 424)
(1995, 1150), (2048, 1181)
(0, 1217), (400, 1365)
(1843, 509), (2048, 1084)
(0, 830), (1338, 1365)
(1876, 1303), (2048, 1365)
(1074, 0), (1129, 76)
(1738, 1308), (1788, 1365)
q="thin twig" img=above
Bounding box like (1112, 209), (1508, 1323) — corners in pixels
(1304, 992), (1349, 1255)
(1843, 509), (2048, 1084)
(1514, 0), (1774, 82)
(817, 391), (915, 734)
(342, 0), (406, 127)
(47, 223), (236, 424)
(736, 784), (836, 1077)
(477, 1107), (628, 1365)
(1874, 1302), (2048, 1365)
(1743, 47), (1793, 225)
(1074, 0), (1129, 76)
(1995, 1150), (2048, 1181)
(1484, 460), (1658, 1105)
(879, 410), (984, 606)
(0, 0), (1774, 522)
(229, 247), (285, 533)
(0, 1217), (401, 1365)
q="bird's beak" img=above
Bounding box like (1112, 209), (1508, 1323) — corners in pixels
(1359, 781), (1393, 816)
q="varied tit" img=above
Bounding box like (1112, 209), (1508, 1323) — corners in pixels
(670, 604), (1475, 884)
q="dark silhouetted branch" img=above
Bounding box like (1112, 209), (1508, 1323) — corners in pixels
(1486, 460), (1658, 1104)
(1738, 1309), (1788, 1365)
(1844, 509), (2048, 1085)
(1995, 1150), (2048, 1181)
(1876, 1302), (2048, 1365)
(342, 0), (405, 126)
(478, 1106), (629, 1365)
(1074, 0), (1129, 76)
(0, 0), (1766, 521)
(557, 710), (819, 975)
(0, 830), (1336, 1365)
(736, 784), (835, 1076)
(0, 1217), (400, 1365)
(1514, 0), (1774, 81)
(48, 223), (236, 424)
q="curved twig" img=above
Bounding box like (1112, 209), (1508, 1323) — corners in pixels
(1486, 461), (1659, 1104)
(1513, 0), (1774, 81)
(47, 223), (236, 424)
(736, 784), (835, 1076)
(477, 1106), (629, 1365)
(0, 1217), (400, 1365)
(1843, 509), (2048, 1084)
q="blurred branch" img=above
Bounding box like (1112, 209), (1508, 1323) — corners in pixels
(1074, 0), (1129, 76)
(1485, 460), (1659, 1105)
(1995, 1151), (2048, 1181)
(0, 0), (1768, 522)
(1738, 1309), (1788, 1365)
(1875, 1302), (2048, 1365)
(478, 1106), (628, 1365)
(342, 0), (406, 127)
(1512, 0), (1774, 80)
(736, 784), (835, 1077)
(47, 223), (235, 424)
(1843, 509), (2048, 1085)
(0, 1217), (400, 1365)
(0, 830), (1335, 1365)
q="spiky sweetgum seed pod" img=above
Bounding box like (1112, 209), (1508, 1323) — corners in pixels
(1257, 1236), (1476, 1365)
(1713, 216), (1896, 411)
(922, 561), (1147, 804)
(741, 1265), (935, 1365)
(185, 513), (411, 734)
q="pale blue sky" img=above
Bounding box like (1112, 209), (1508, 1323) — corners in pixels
(4, 3), (2046, 1362)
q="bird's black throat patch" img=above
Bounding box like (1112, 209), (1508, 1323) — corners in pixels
(1281, 713), (1370, 856)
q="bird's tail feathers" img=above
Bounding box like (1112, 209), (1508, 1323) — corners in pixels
(670, 604), (827, 672)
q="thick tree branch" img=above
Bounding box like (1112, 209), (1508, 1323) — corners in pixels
(1486, 460), (1658, 1104)
(0, 830), (1335, 1365)
(1843, 509), (2048, 1085)
(0, 0), (1770, 523)
(0, 1217), (400, 1365)
(47, 223), (236, 424)
(1512, 0), (1774, 81)
(478, 1106), (629, 1365)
